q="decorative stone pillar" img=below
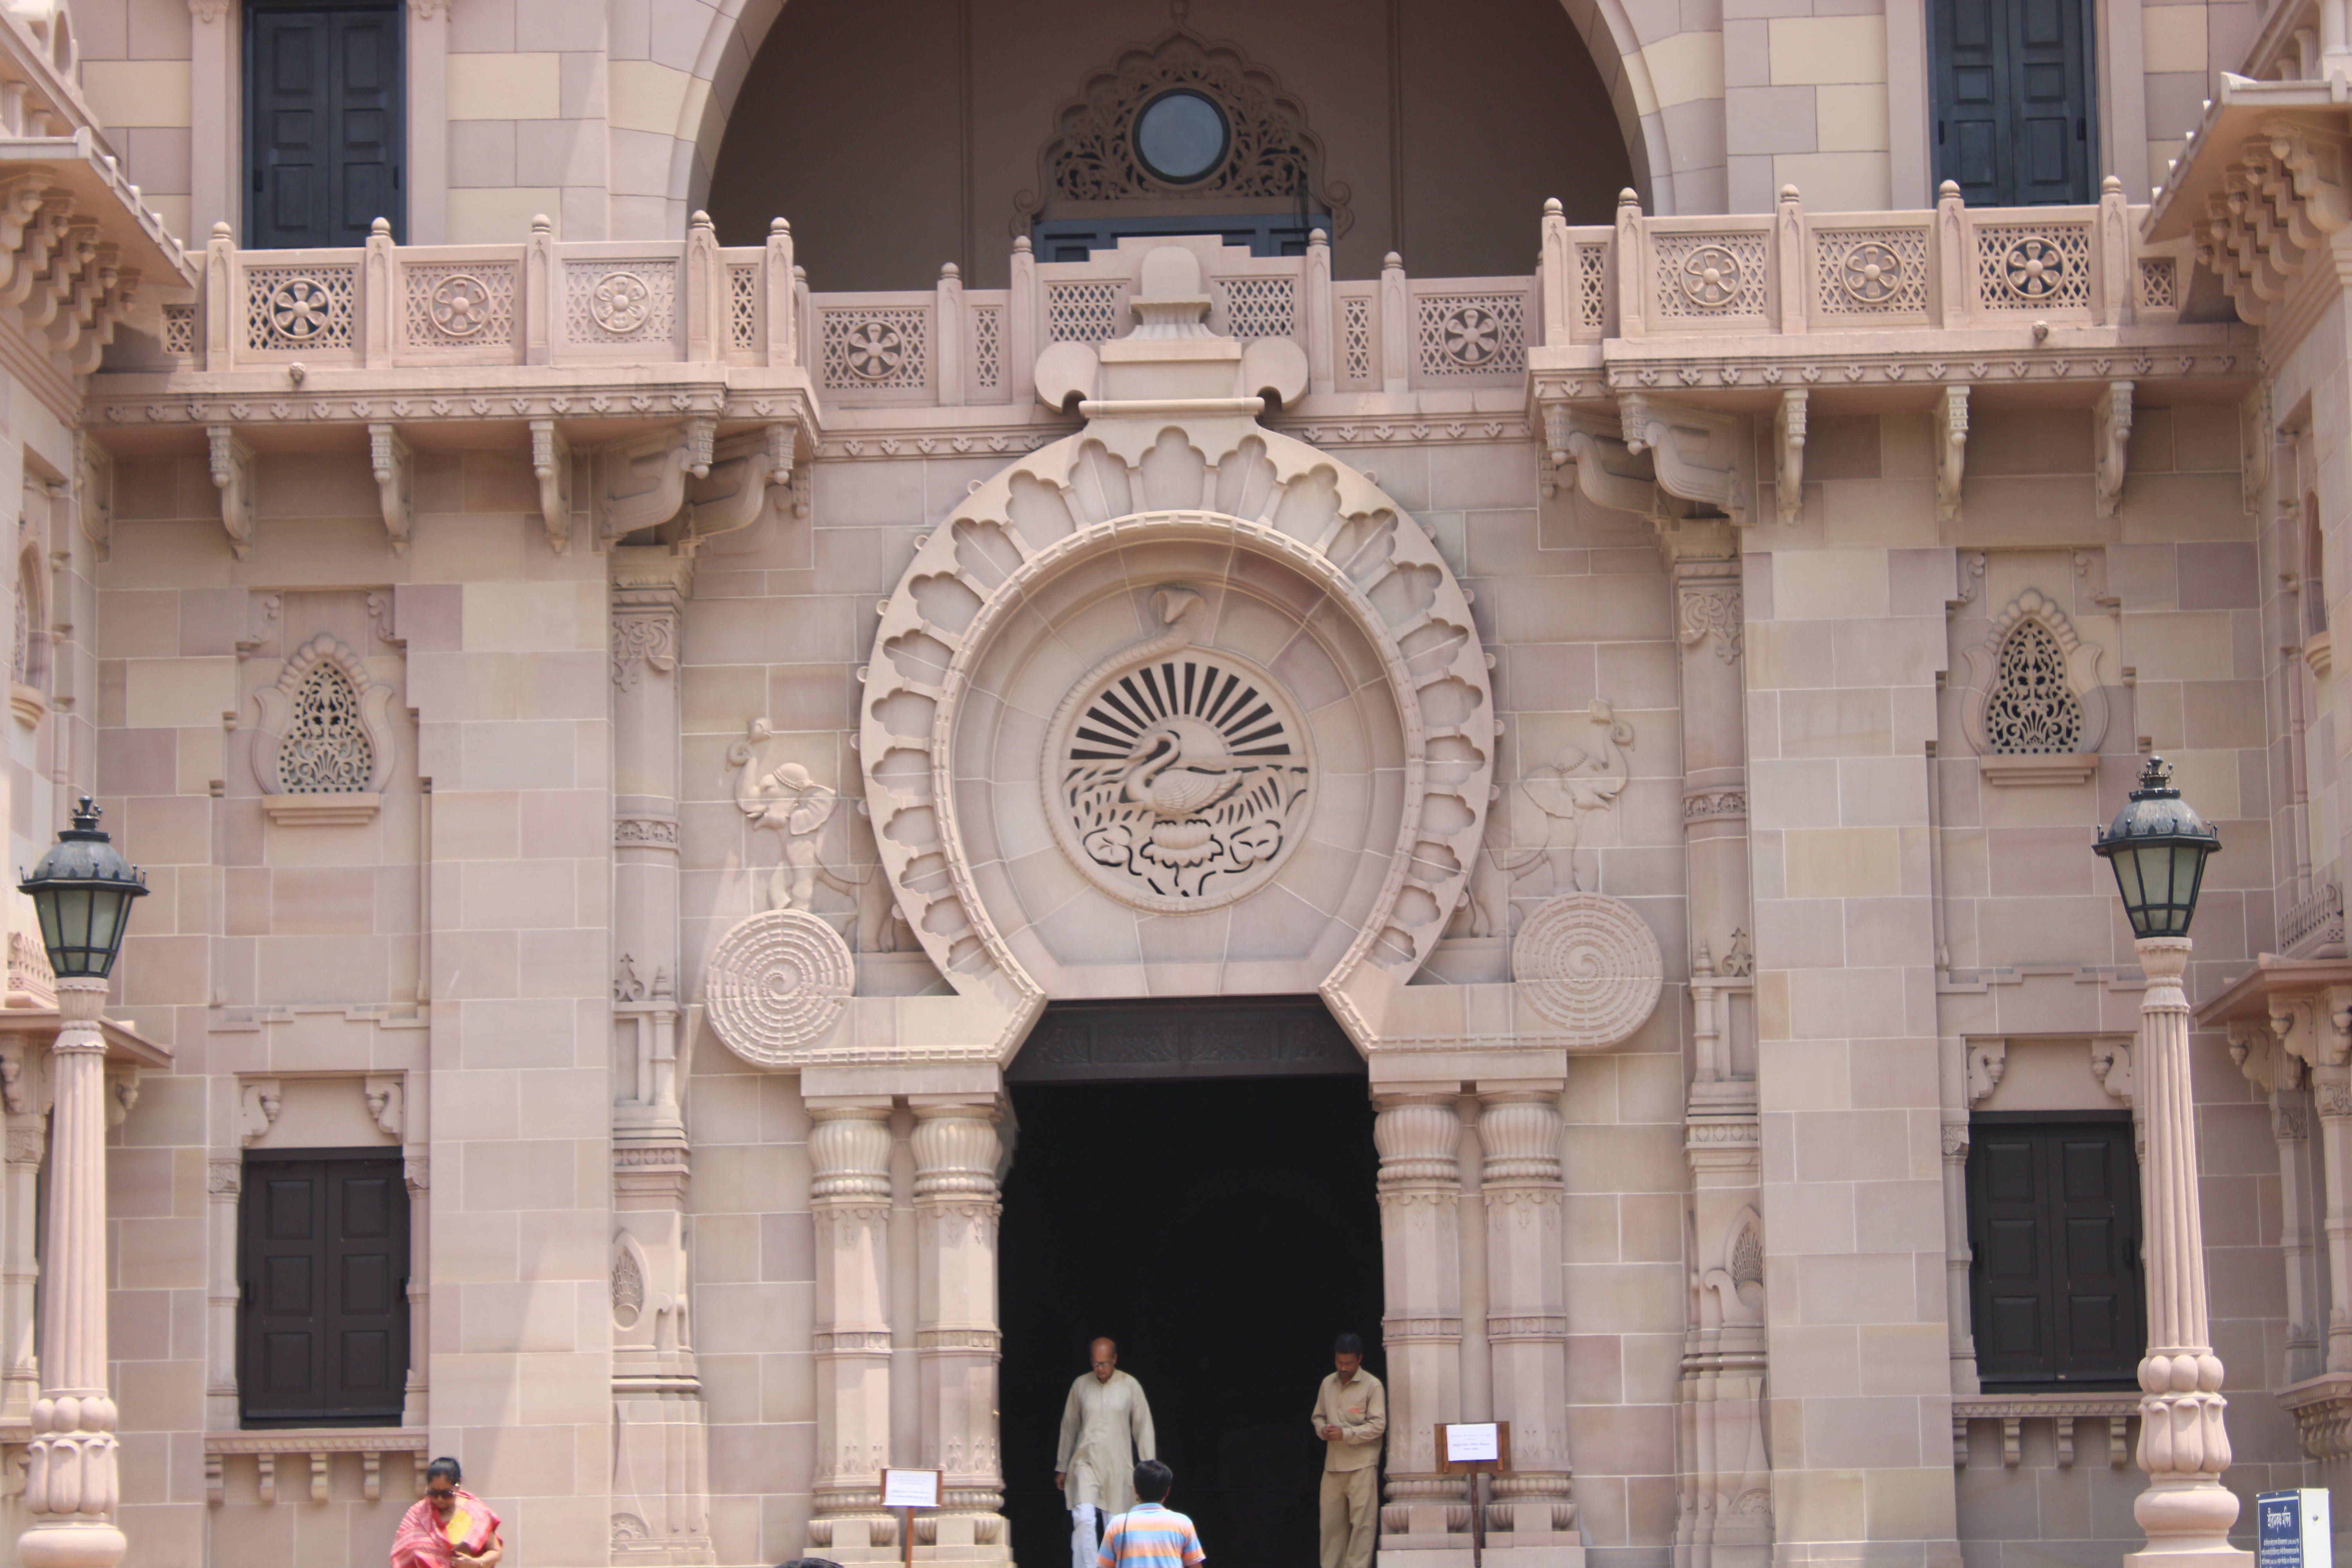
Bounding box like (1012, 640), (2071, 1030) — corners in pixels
(204, 1156), (239, 1432)
(809, 1106), (897, 1547)
(1670, 532), (1770, 1568)
(16, 978), (124, 1568)
(2315, 1064), (2352, 1376)
(403, 1154), (429, 1428)
(1, 1037), (52, 1429)
(609, 546), (713, 1566)
(911, 1103), (1009, 1558)
(2127, 938), (2250, 1568)
(1374, 1093), (1467, 1532)
(1479, 1093), (1575, 1537)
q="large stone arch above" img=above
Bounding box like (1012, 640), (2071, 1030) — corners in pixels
(857, 302), (1495, 1020)
(672, 0), (1676, 240)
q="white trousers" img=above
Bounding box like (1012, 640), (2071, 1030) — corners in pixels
(1071, 1506), (1102, 1568)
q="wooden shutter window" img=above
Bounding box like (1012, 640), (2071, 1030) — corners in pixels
(1930, 0), (2095, 207)
(1966, 1116), (2143, 1389)
(237, 1150), (409, 1427)
(245, 4), (405, 248)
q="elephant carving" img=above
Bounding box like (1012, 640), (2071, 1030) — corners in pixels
(729, 720), (900, 952)
(1462, 700), (1635, 938)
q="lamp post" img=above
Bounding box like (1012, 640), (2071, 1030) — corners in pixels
(14, 797), (144, 1568)
(2092, 757), (2248, 1568)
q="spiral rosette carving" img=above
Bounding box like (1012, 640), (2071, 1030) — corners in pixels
(428, 273), (494, 337)
(1999, 237), (2067, 301)
(1511, 893), (1663, 1045)
(1679, 245), (1746, 308)
(268, 277), (336, 340)
(704, 909), (855, 1066)
(1838, 241), (1904, 304)
(590, 271), (654, 334)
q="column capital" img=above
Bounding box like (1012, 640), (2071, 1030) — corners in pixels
(1374, 1096), (1462, 1191)
(809, 1105), (893, 1203)
(1478, 1093), (1564, 1188)
(911, 1103), (1000, 1201)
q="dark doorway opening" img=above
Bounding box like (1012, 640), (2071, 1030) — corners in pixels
(999, 1013), (1382, 1568)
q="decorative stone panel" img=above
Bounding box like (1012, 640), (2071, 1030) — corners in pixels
(249, 633), (398, 823)
(1955, 589), (2109, 785)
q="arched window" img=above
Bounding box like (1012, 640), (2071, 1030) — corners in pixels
(1985, 617), (2086, 754)
(280, 660), (374, 793)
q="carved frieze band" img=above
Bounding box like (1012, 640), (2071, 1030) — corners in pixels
(915, 1329), (1004, 1352)
(614, 816), (680, 848)
(611, 606), (680, 690)
(1383, 1316), (1465, 1340)
(1682, 789), (1748, 822)
(813, 1331), (895, 1355)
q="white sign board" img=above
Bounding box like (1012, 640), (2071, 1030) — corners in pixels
(2260, 1490), (2334, 1568)
(882, 1469), (941, 1509)
(1444, 1423), (1501, 1464)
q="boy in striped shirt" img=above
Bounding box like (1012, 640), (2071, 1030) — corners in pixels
(1096, 1461), (1206, 1568)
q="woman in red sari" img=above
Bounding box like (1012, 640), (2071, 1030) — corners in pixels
(391, 1457), (503, 1568)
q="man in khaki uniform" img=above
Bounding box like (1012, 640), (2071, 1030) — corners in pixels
(1312, 1333), (1386, 1568)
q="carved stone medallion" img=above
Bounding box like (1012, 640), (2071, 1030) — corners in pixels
(703, 909), (855, 1066)
(1044, 587), (1313, 912)
(1511, 893), (1664, 1046)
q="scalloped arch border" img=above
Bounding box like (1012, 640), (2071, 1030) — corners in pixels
(857, 426), (1495, 1020)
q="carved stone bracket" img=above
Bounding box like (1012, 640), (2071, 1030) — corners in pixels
(208, 424), (254, 559)
(1937, 385), (1969, 524)
(1966, 1039), (2007, 1103)
(363, 1074), (403, 1140)
(1774, 389), (1806, 525)
(2194, 120), (2352, 325)
(531, 419), (573, 555)
(368, 423), (412, 557)
(2094, 381), (2132, 518)
(2243, 377), (2274, 515)
(2089, 1037), (2135, 1104)
(686, 423), (797, 546)
(239, 1077), (281, 1144)
(1540, 403), (1658, 516)
(1617, 392), (1749, 527)
(595, 418), (715, 541)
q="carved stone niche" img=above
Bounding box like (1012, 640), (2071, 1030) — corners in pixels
(250, 633), (399, 825)
(1955, 588), (2109, 786)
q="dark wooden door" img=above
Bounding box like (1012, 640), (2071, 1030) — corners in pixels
(238, 1152), (407, 1425)
(247, 4), (403, 247)
(1967, 1117), (2142, 1387)
(1932, 0), (2095, 205)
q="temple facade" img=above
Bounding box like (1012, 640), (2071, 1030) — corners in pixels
(0, 0), (2335, 1566)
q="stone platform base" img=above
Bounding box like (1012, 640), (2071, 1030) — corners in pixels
(2124, 1550), (2254, 1568)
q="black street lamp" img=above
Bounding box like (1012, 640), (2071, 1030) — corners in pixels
(18, 796), (147, 980)
(2093, 755), (2222, 938)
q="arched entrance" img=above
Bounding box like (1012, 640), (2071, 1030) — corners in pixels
(700, 0), (1642, 288)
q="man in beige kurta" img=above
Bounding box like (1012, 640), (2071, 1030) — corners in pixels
(1056, 1338), (1157, 1568)
(1313, 1334), (1386, 1568)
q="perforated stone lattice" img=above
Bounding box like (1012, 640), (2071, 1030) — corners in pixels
(1652, 232), (1768, 319)
(561, 261), (679, 345)
(245, 265), (358, 351)
(971, 304), (1004, 393)
(1974, 223), (2092, 310)
(403, 263), (518, 346)
(1812, 228), (1930, 318)
(728, 265), (759, 350)
(1046, 281), (1125, 344)
(703, 909), (856, 1065)
(1216, 277), (1298, 340)
(818, 308), (930, 392)
(1985, 619), (2085, 753)
(1341, 296), (1372, 385)
(1416, 293), (1528, 376)
(1512, 892), (1664, 1045)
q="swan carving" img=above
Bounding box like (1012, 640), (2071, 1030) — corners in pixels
(1047, 584), (1312, 900)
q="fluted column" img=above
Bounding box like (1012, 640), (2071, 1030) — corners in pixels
(1479, 1093), (1574, 1530)
(17, 978), (123, 1568)
(912, 1103), (1008, 1556)
(1375, 1094), (1467, 1520)
(2273, 1087), (2322, 1384)
(811, 1106), (897, 1540)
(2127, 938), (2250, 1568)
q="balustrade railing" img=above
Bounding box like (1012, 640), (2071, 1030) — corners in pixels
(119, 183), (2200, 406)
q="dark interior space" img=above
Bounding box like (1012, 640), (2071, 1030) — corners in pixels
(998, 1071), (1383, 1568)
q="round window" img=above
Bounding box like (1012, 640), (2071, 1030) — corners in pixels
(1133, 90), (1230, 184)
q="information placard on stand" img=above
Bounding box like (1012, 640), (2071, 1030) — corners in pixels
(1437, 1422), (1512, 1568)
(881, 1468), (942, 1568)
